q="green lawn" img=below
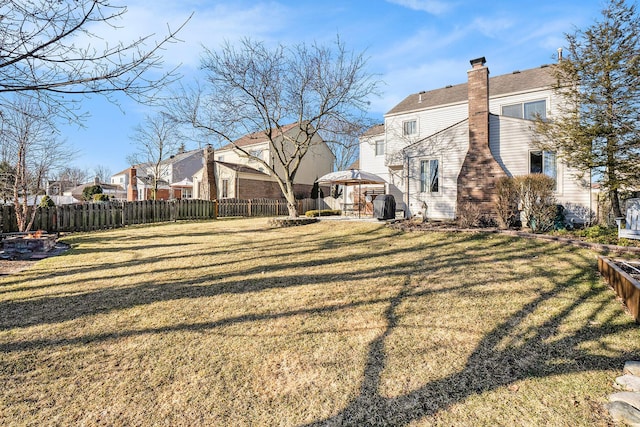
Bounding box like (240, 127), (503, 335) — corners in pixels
(0, 218), (638, 426)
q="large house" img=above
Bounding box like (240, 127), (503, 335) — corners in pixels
(192, 123), (335, 200)
(113, 123), (335, 201)
(360, 56), (593, 223)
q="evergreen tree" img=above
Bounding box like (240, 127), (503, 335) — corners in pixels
(310, 181), (324, 199)
(536, 0), (640, 218)
(83, 185), (103, 201)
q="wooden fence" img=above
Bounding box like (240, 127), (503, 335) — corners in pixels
(0, 198), (296, 234)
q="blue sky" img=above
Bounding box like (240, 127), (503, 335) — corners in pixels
(60, 0), (607, 176)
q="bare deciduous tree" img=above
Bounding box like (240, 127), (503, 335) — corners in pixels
(128, 113), (182, 200)
(0, 101), (74, 231)
(93, 165), (113, 183)
(178, 37), (380, 217)
(0, 0), (189, 121)
(56, 166), (89, 187)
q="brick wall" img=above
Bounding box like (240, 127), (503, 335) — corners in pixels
(235, 178), (317, 200)
(237, 179), (283, 199)
(456, 57), (507, 218)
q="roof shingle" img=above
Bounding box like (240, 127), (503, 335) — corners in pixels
(386, 64), (556, 116)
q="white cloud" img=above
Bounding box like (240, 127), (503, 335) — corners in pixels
(386, 0), (453, 15)
(77, 1), (290, 71)
(470, 16), (514, 38)
(369, 58), (466, 114)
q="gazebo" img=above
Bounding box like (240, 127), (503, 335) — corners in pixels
(316, 169), (386, 218)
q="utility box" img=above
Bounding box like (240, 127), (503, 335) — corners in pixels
(373, 194), (396, 220)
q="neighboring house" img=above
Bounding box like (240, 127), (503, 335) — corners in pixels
(131, 174), (173, 201)
(193, 123), (335, 200)
(192, 161), (281, 200)
(67, 177), (126, 201)
(115, 148), (204, 201)
(46, 180), (76, 197)
(359, 56), (593, 223)
(110, 168), (130, 195)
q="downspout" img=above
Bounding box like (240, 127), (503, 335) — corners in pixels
(405, 151), (410, 216)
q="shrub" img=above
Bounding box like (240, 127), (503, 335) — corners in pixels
(457, 202), (482, 228)
(39, 195), (55, 208)
(93, 193), (109, 202)
(305, 209), (341, 217)
(495, 176), (519, 229)
(82, 184), (103, 201)
(514, 174), (557, 233)
(572, 225), (622, 244)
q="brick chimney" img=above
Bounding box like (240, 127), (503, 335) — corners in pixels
(127, 167), (138, 201)
(456, 57), (506, 218)
(200, 145), (217, 200)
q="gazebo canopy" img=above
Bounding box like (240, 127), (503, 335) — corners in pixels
(170, 178), (193, 188)
(316, 169), (385, 185)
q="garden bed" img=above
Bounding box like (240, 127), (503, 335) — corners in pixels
(598, 256), (640, 322)
(268, 217), (319, 227)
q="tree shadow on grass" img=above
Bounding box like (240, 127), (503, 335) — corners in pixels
(303, 261), (635, 426)
(0, 232), (552, 331)
(0, 234), (476, 329)
(0, 224), (634, 425)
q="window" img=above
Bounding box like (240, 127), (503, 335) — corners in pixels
(182, 188), (192, 199)
(420, 159), (439, 193)
(249, 149), (263, 159)
(222, 179), (229, 198)
(403, 120), (417, 136)
(375, 140), (385, 156)
(502, 100), (546, 120)
(530, 150), (557, 184)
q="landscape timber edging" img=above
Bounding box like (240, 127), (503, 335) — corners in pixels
(598, 256), (640, 323)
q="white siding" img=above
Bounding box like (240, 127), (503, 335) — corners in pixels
(490, 115), (593, 222)
(216, 142), (270, 166)
(404, 122), (469, 220)
(293, 137), (335, 185)
(359, 67), (592, 222)
(384, 102), (468, 158)
(216, 131), (334, 186)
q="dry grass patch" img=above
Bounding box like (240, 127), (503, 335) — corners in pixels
(0, 218), (638, 426)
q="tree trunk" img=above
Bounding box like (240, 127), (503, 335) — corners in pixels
(611, 188), (622, 218)
(287, 202), (298, 218)
(284, 187), (298, 218)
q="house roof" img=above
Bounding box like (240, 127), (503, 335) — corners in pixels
(362, 124), (385, 138)
(112, 166), (131, 176)
(112, 149), (203, 178)
(387, 64), (557, 116)
(216, 161), (269, 176)
(68, 182), (125, 200)
(161, 148), (202, 164)
(218, 123), (300, 151)
(136, 176), (170, 187)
